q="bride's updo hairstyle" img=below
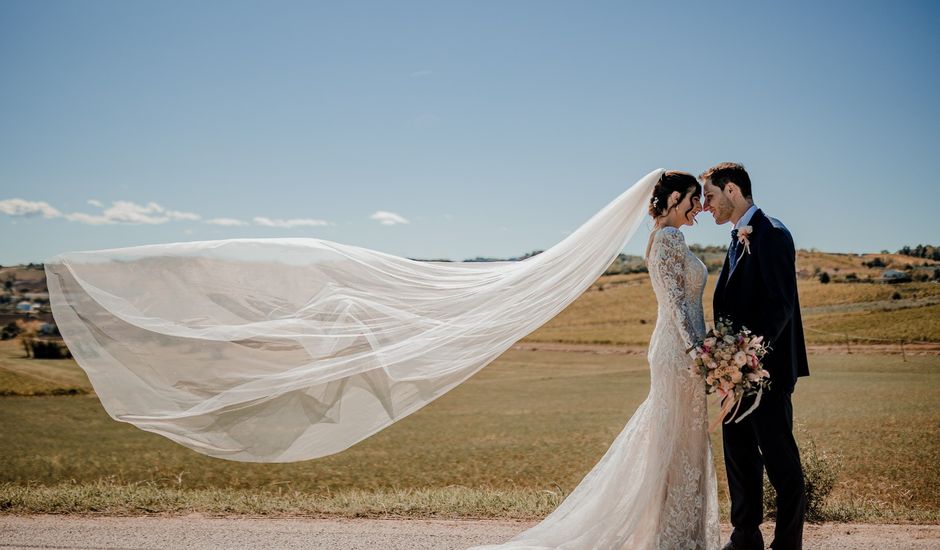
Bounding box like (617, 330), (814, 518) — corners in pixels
(648, 170), (701, 220)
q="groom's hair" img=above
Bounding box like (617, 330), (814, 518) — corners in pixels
(698, 163), (752, 199)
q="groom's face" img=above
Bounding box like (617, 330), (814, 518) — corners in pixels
(703, 180), (734, 225)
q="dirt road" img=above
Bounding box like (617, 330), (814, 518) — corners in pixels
(2, 515), (939, 549)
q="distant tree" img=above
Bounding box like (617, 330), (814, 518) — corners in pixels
(933, 268), (940, 281)
(818, 272), (830, 284)
(897, 244), (939, 259)
(863, 257), (886, 268)
(688, 244), (728, 254)
(514, 250), (544, 261)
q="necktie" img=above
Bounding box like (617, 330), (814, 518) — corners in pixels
(729, 228), (739, 273)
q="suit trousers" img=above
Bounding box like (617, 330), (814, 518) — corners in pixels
(722, 387), (806, 550)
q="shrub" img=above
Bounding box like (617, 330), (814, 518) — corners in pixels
(892, 291), (902, 300)
(818, 272), (830, 284)
(23, 338), (72, 359)
(1, 322), (20, 340)
(763, 434), (839, 522)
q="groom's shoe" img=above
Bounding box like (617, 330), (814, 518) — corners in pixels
(721, 530), (764, 550)
(722, 542), (762, 550)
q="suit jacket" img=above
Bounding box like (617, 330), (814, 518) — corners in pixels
(713, 209), (809, 392)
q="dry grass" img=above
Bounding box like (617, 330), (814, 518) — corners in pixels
(0, 481), (565, 518)
(524, 276), (940, 346)
(0, 339), (92, 396)
(1, 257), (938, 520)
(797, 280), (940, 308)
(1, 350), (937, 522)
(802, 304), (940, 344)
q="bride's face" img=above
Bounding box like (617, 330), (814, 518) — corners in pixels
(679, 189), (703, 226)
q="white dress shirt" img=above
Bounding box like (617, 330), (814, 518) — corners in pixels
(734, 204), (759, 230)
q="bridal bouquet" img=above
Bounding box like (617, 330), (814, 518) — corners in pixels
(689, 317), (770, 431)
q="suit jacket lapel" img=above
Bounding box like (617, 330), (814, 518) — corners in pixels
(720, 228), (737, 289)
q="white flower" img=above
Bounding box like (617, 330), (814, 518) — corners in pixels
(737, 225), (753, 255)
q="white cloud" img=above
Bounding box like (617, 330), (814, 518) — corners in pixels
(63, 212), (113, 225)
(253, 216), (331, 228)
(0, 196), (336, 233)
(205, 217), (248, 226)
(63, 200), (201, 225)
(0, 198), (62, 218)
(370, 210), (410, 226)
(165, 209), (201, 221)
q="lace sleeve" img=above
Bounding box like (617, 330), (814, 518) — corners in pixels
(652, 227), (700, 354)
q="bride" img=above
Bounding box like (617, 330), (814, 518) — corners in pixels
(469, 171), (720, 549)
(44, 168), (719, 549)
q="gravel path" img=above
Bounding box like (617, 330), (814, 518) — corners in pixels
(2, 515), (939, 549)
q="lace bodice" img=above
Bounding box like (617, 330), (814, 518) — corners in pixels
(648, 226), (708, 353)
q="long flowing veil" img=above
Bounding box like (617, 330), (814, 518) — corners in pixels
(43, 168), (663, 462)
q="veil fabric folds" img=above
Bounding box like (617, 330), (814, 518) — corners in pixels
(44, 168), (663, 462)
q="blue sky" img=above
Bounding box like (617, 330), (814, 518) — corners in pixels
(1, 1), (937, 265)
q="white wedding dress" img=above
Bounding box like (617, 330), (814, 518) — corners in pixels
(469, 226), (720, 550)
(43, 169), (719, 547)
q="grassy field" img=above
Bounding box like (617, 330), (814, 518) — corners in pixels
(0, 340), (91, 396)
(524, 276), (940, 346)
(2, 260), (938, 520)
(1, 343), (937, 522)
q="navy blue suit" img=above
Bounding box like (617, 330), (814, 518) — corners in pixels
(714, 209), (809, 550)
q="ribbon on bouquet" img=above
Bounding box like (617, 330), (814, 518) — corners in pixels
(708, 386), (764, 433)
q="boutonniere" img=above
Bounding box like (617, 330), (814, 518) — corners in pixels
(737, 225), (753, 256)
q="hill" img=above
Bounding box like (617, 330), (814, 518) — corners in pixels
(3, 250), (939, 349)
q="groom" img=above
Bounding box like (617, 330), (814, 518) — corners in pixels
(700, 163), (809, 550)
